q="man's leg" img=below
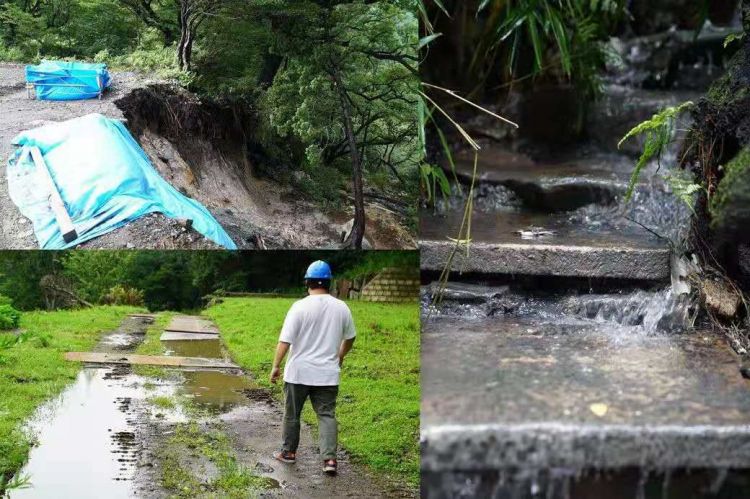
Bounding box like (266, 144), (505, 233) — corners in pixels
(309, 385), (339, 460)
(282, 383), (309, 454)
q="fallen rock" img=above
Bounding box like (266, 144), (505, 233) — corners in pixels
(700, 278), (742, 319)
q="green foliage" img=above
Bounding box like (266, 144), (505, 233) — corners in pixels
(103, 285), (145, 306)
(710, 147), (750, 231)
(340, 251), (419, 279)
(0, 473), (32, 494)
(261, 1), (420, 203)
(205, 297), (420, 488)
(618, 101), (694, 201)
(425, 0), (626, 100)
(0, 252), (61, 310)
(724, 32), (745, 48)
(0, 305), (21, 331)
(62, 251), (132, 305)
(159, 421), (273, 498)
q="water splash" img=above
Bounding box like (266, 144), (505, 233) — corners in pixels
(562, 287), (695, 334)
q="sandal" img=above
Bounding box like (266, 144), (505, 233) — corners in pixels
(323, 459), (337, 475)
(273, 450), (296, 464)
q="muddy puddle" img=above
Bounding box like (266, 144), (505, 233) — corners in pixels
(162, 337), (223, 358)
(10, 316), (255, 498)
(179, 369), (254, 412)
(10, 366), (176, 499)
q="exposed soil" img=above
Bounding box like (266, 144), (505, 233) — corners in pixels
(0, 64), (416, 249)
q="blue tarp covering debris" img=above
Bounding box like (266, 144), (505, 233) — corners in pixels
(26, 60), (111, 101)
(7, 113), (237, 249)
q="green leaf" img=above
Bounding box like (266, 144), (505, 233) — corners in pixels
(724, 32), (745, 48)
(618, 101), (694, 201)
(419, 33), (442, 49)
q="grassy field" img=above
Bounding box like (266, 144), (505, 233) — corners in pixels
(204, 297), (420, 489)
(0, 306), (139, 486)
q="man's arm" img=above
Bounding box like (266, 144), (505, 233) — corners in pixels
(270, 341), (291, 384)
(338, 338), (355, 367)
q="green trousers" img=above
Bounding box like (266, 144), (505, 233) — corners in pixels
(282, 382), (339, 460)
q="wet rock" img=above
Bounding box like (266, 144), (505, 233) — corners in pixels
(588, 85), (699, 155)
(700, 278), (742, 319)
(629, 0), (706, 35)
(605, 26), (737, 91)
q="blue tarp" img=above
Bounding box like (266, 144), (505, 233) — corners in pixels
(7, 113), (237, 249)
(26, 60), (111, 101)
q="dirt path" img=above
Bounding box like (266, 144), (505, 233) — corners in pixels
(10, 315), (399, 498)
(0, 64), (416, 249)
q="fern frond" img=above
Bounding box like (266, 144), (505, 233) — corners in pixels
(618, 101), (694, 201)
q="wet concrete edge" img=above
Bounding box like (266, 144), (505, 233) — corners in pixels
(421, 423), (750, 472)
(420, 242), (671, 280)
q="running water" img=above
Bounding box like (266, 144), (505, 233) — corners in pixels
(424, 283), (696, 335)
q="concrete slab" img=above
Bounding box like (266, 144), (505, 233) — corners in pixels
(160, 331), (219, 341)
(65, 352), (238, 369)
(164, 315), (219, 334)
(421, 317), (750, 472)
(420, 209), (670, 280)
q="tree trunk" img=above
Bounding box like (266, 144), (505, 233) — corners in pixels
(183, 31), (194, 71)
(177, 1), (190, 71)
(257, 53), (284, 87)
(332, 67), (366, 249)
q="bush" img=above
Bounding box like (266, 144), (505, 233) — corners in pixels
(103, 285), (144, 307)
(0, 305), (21, 330)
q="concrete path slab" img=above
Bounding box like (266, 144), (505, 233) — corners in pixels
(65, 352), (238, 369)
(421, 317), (750, 472)
(420, 209), (670, 280)
(160, 331), (219, 341)
(164, 315), (219, 334)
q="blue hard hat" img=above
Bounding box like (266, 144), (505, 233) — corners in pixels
(304, 260), (332, 280)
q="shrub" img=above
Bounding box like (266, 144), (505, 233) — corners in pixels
(103, 285), (144, 306)
(0, 305), (21, 330)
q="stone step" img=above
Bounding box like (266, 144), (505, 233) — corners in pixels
(422, 317), (750, 476)
(445, 148), (640, 211)
(420, 209), (670, 280)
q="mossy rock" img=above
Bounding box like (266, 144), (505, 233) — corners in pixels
(710, 146), (750, 236)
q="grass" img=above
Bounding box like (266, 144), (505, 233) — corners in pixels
(132, 312), (173, 378)
(0, 306), (140, 486)
(204, 297), (420, 489)
(159, 421), (273, 498)
(148, 395), (176, 410)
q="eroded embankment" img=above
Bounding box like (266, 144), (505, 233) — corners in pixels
(116, 85), (416, 249)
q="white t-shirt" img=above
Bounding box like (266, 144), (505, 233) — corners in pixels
(279, 294), (356, 386)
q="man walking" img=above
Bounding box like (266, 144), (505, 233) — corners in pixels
(270, 260), (356, 475)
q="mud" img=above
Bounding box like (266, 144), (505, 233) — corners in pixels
(10, 315), (405, 498)
(0, 65), (415, 249)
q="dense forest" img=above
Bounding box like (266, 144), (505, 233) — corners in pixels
(0, 250), (418, 311)
(0, 0), (419, 247)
